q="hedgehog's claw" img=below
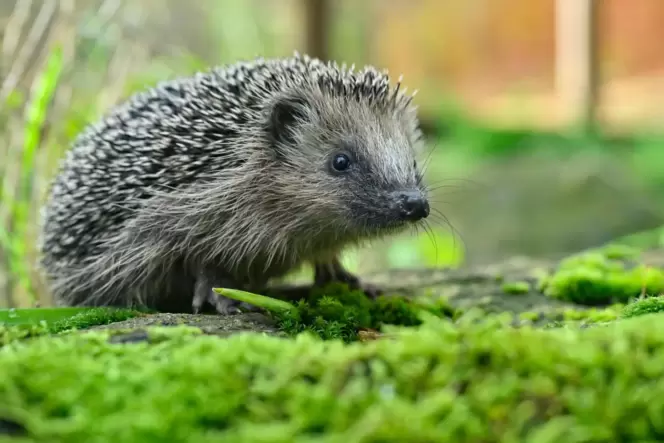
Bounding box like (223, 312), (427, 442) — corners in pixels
(313, 258), (383, 300)
(192, 271), (249, 315)
(358, 283), (382, 300)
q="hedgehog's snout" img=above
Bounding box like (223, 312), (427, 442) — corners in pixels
(390, 190), (429, 222)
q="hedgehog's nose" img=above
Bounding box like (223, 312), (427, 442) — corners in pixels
(394, 190), (430, 221)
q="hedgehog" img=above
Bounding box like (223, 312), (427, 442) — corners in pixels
(37, 52), (430, 314)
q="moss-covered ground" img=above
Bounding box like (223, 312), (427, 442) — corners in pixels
(3, 243), (664, 441)
(2, 304), (664, 442)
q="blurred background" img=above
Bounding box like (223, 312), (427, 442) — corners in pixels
(2, 0), (664, 308)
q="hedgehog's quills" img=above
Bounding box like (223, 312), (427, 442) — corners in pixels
(37, 52), (430, 314)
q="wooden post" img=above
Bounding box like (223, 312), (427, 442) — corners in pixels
(303, 0), (330, 61)
(555, 0), (600, 131)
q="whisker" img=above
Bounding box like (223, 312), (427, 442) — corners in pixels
(425, 186), (475, 195)
(424, 176), (480, 185)
(424, 200), (455, 205)
(425, 179), (486, 192)
(430, 208), (466, 259)
(420, 141), (439, 177)
(422, 220), (439, 267)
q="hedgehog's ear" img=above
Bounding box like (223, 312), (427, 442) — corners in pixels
(268, 94), (311, 153)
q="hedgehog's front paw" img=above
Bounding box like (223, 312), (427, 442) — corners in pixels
(193, 271), (249, 315)
(192, 286), (242, 315)
(313, 259), (383, 300)
(356, 282), (382, 300)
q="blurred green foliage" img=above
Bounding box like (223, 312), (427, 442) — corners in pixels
(1, 47), (64, 304)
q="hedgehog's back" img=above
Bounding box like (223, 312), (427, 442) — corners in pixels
(37, 67), (252, 268)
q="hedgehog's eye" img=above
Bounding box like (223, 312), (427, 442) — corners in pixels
(413, 160), (418, 170)
(331, 154), (351, 172)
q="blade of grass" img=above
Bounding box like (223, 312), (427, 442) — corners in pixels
(0, 45), (64, 303)
(0, 226), (31, 286)
(212, 288), (296, 313)
(16, 45), (64, 244)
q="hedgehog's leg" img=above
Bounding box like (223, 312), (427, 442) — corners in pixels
(313, 257), (382, 299)
(192, 269), (257, 315)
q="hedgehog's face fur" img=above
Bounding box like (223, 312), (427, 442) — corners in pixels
(262, 81), (429, 245)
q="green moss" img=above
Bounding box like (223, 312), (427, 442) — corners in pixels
(599, 243), (641, 260)
(539, 248), (664, 305)
(560, 308), (587, 321)
(501, 281), (530, 295)
(0, 323), (49, 347)
(0, 308), (144, 346)
(518, 311), (540, 322)
(558, 307), (619, 323)
(622, 295), (664, 319)
(273, 283), (457, 342)
(587, 306), (622, 323)
(3, 315), (664, 441)
(46, 308), (145, 333)
(516, 305), (621, 330)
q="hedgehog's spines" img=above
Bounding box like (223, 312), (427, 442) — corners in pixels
(39, 52), (424, 310)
